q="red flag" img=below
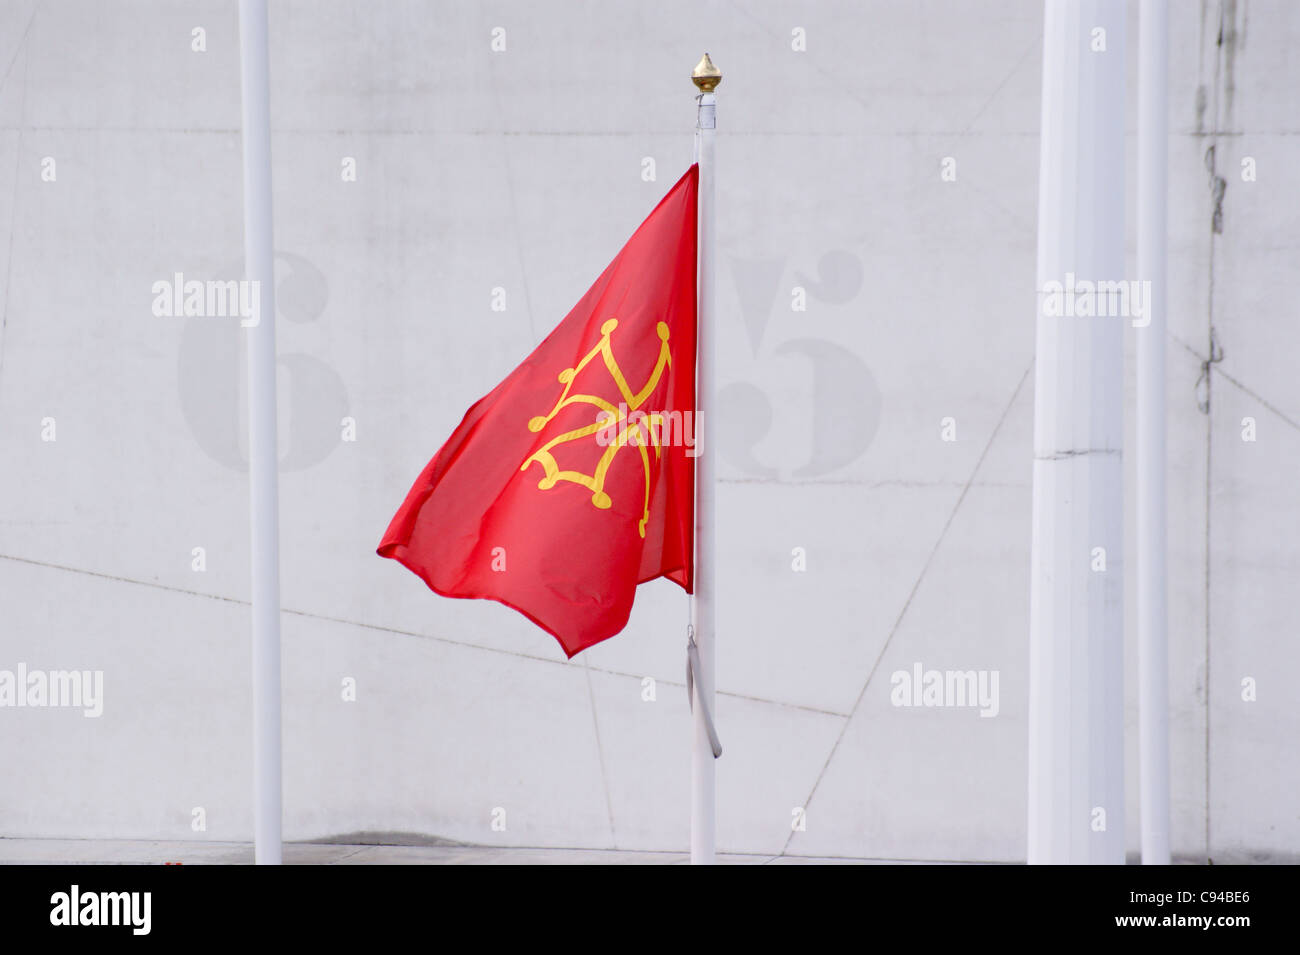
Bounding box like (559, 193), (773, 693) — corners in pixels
(379, 165), (698, 657)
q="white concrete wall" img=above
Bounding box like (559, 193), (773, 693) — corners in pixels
(0, 0), (1294, 862)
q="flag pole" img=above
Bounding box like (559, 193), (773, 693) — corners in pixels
(1027, 0), (1126, 864)
(1137, 0), (1171, 865)
(238, 0), (283, 865)
(690, 53), (721, 866)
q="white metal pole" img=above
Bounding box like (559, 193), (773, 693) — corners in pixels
(238, 0), (283, 866)
(690, 54), (720, 866)
(1137, 0), (1171, 866)
(1028, 0), (1126, 865)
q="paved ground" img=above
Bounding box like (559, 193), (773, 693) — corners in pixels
(0, 837), (950, 865)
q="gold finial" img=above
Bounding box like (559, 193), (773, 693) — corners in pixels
(692, 53), (721, 92)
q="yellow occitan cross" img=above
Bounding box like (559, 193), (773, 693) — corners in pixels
(521, 318), (671, 537)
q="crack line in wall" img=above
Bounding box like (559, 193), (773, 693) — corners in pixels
(779, 361), (1032, 857)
